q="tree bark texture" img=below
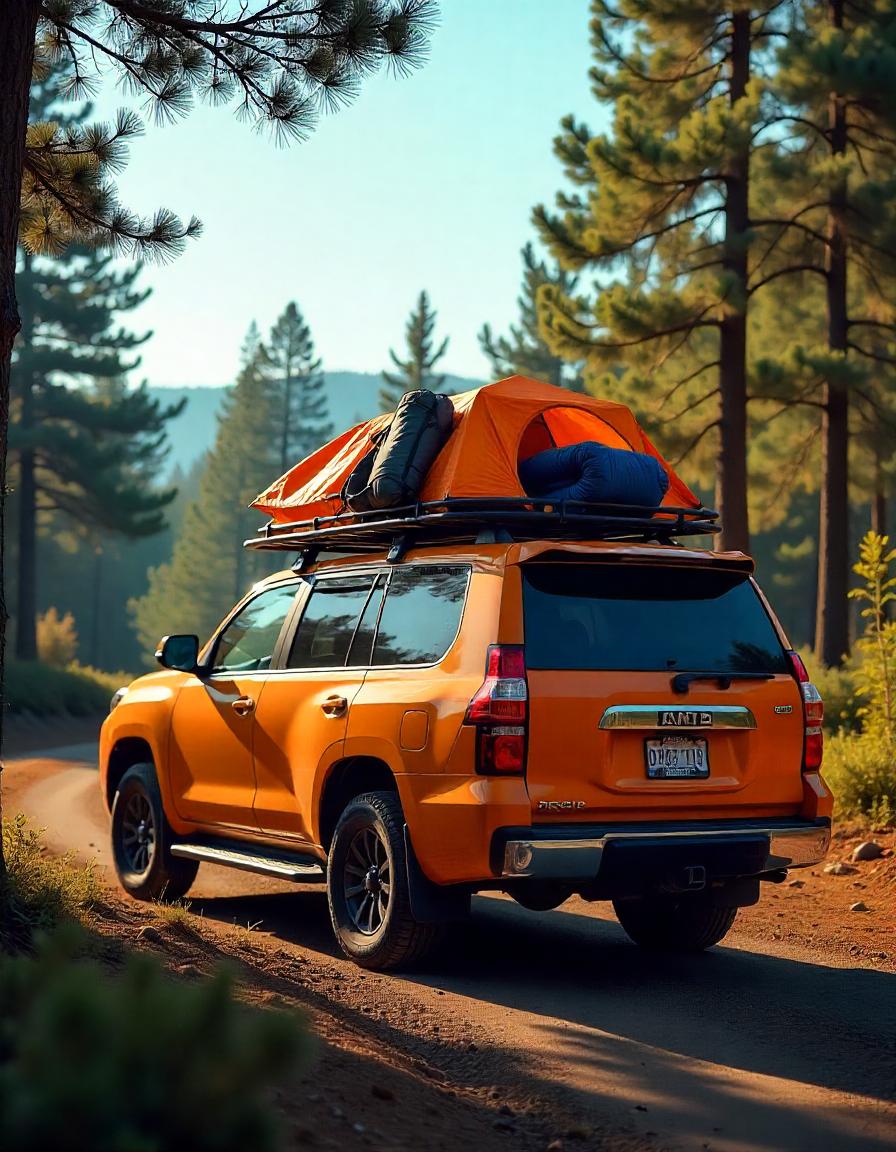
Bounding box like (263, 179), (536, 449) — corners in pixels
(14, 252), (38, 661)
(717, 8), (751, 554)
(0, 0), (41, 876)
(815, 0), (850, 666)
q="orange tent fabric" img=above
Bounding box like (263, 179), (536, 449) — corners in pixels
(252, 376), (699, 524)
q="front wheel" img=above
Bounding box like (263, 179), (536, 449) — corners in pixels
(613, 895), (737, 952)
(327, 791), (443, 970)
(111, 763), (198, 902)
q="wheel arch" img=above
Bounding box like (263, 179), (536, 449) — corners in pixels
(317, 756), (399, 851)
(105, 737), (156, 811)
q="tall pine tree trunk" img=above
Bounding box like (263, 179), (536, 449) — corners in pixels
(15, 253), (38, 661)
(815, 0), (850, 666)
(872, 450), (887, 537)
(717, 8), (751, 554)
(0, 0), (41, 873)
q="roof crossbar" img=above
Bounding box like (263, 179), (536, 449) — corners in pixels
(247, 497), (720, 558)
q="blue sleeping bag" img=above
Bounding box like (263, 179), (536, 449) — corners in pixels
(519, 441), (669, 507)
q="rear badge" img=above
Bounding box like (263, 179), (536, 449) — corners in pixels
(774, 705), (793, 714)
(657, 710), (712, 727)
(538, 800), (586, 811)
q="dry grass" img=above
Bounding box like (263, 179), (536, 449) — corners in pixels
(1, 813), (102, 951)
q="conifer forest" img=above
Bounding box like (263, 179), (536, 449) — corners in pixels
(1, 8), (895, 1152)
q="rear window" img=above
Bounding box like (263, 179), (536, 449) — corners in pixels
(523, 564), (789, 674)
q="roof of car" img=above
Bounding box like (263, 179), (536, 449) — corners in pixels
(260, 538), (753, 587)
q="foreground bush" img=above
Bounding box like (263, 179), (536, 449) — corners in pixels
(6, 659), (128, 716)
(0, 931), (308, 1152)
(823, 732), (896, 826)
(0, 815), (101, 951)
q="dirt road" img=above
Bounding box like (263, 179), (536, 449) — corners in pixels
(4, 745), (895, 1152)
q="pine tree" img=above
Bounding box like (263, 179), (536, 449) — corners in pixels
(479, 242), (584, 390)
(130, 330), (282, 656)
(380, 290), (449, 411)
(753, 0), (896, 663)
(12, 244), (184, 659)
(11, 83), (183, 659)
(266, 301), (331, 473)
(534, 3), (790, 552)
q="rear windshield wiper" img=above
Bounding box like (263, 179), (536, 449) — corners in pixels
(671, 671), (775, 695)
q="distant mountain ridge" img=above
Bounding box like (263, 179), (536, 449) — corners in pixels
(149, 371), (482, 476)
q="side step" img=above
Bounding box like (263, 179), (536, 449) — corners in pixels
(170, 841), (325, 882)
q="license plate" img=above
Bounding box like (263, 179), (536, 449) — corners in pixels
(645, 737), (709, 779)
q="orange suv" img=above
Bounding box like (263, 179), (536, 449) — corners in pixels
(101, 528), (832, 969)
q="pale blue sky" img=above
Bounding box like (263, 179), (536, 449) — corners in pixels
(92, 0), (602, 387)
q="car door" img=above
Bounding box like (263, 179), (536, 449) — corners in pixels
(251, 571), (385, 842)
(168, 581), (300, 830)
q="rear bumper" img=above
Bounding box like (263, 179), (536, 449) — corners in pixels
(494, 817), (831, 883)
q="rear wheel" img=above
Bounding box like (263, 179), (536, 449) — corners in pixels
(111, 763), (198, 901)
(327, 791), (443, 970)
(613, 895), (737, 952)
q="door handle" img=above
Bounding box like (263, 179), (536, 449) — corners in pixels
(231, 695), (255, 717)
(321, 694), (348, 718)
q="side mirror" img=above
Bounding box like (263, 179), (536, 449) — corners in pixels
(155, 634), (200, 673)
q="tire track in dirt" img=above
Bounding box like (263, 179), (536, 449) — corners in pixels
(5, 752), (895, 1152)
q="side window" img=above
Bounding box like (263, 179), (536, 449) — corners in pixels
(288, 575), (376, 669)
(212, 583), (298, 674)
(372, 566), (469, 666)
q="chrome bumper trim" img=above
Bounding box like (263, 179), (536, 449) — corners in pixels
(501, 822), (831, 880)
(599, 704), (756, 730)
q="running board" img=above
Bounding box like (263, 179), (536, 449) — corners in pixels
(170, 841), (325, 882)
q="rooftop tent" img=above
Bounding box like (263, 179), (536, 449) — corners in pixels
(251, 375), (700, 524)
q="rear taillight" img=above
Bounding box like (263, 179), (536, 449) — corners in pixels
(788, 651), (824, 770)
(464, 645), (527, 775)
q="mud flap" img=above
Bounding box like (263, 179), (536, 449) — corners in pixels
(403, 825), (470, 923)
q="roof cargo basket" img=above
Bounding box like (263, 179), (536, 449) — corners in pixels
(244, 497), (720, 562)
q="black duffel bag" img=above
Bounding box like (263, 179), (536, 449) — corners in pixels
(343, 390), (455, 513)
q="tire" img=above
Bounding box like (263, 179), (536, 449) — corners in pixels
(111, 763), (198, 902)
(327, 791), (443, 970)
(613, 895), (737, 952)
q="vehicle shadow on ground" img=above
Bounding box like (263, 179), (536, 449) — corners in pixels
(190, 885), (895, 1110)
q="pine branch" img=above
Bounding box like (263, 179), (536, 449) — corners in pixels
(848, 341), (896, 366)
(670, 419), (720, 466)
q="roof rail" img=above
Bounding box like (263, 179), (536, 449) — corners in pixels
(244, 497), (720, 561)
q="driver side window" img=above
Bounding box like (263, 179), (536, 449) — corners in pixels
(212, 583), (299, 674)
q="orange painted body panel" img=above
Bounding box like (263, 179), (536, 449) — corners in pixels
(101, 538), (833, 889)
(525, 673), (805, 822)
(167, 673), (269, 831)
(251, 668), (367, 842)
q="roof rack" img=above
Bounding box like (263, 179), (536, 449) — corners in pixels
(244, 497), (720, 564)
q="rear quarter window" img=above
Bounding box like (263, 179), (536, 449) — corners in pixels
(372, 566), (469, 666)
(523, 564), (789, 674)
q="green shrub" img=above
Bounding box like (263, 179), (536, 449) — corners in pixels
(5, 659), (131, 716)
(0, 931), (308, 1152)
(36, 607), (79, 668)
(796, 646), (861, 733)
(0, 815), (101, 951)
(813, 533), (896, 823)
(822, 731), (896, 826)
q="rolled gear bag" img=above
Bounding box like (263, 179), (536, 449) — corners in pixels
(344, 390), (455, 513)
(519, 441), (669, 507)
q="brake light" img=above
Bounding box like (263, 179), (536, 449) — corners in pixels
(787, 651), (824, 770)
(464, 645), (527, 775)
